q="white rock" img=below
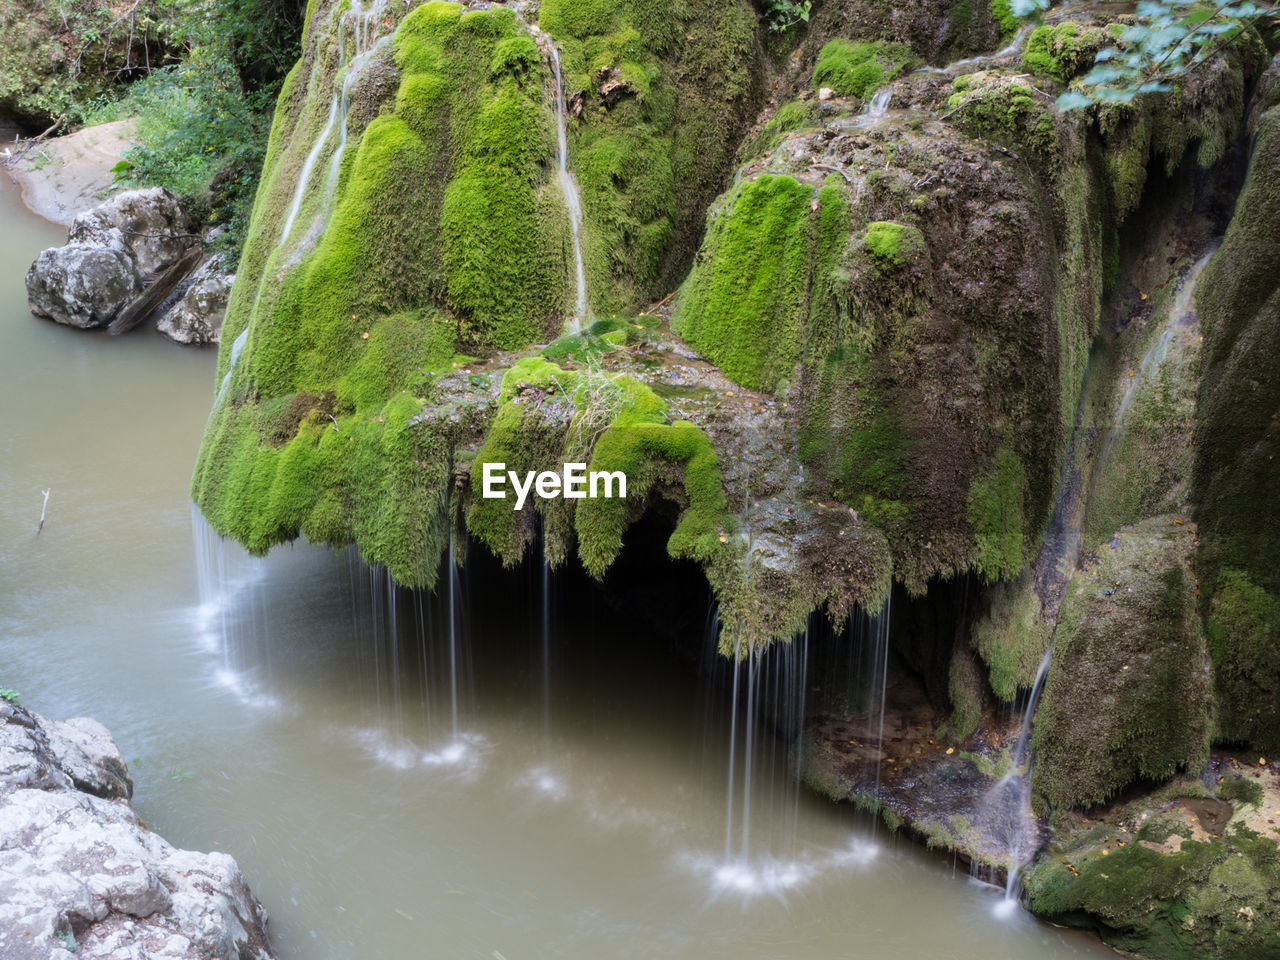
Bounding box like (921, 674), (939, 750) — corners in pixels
(0, 704), (274, 960)
(157, 256), (234, 345)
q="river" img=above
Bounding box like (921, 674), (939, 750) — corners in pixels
(0, 169), (1120, 959)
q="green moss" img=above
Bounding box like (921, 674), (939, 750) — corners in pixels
(1022, 23), (1108, 83)
(1027, 824), (1280, 960)
(747, 98), (819, 155)
(944, 639), (985, 742)
(539, 0), (761, 311)
(863, 221), (926, 270)
(1206, 569), (1280, 749)
(1219, 776), (1265, 808)
(990, 0), (1018, 38)
(967, 448), (1028, 583)
(972, 572), (1052, 701)
(673, 174), (847, 392)
(812, 39), (915, 101)
(194, 0), (570, 580)
(463, 356), (736, 583)
(1193, 104), (1280, 752)
(1031, 519), (1213, 809)
(945, 74), (1059, 163)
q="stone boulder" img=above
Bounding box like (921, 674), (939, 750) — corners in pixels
(25, 229), (143, 329)
(69, 188), (195, 277)
(157, 256), (234, 345)
(0, 702), (275, 960)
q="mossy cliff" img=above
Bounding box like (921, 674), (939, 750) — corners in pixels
(1192, 70), (1280, 754)
(537, 0), (762, 312)
(192, 0), (771, 621)
(186, 6), (1280, 951)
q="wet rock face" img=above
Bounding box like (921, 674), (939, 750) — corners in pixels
(25, 229), (143, 329)
(158, 255), (234, 345)
(1193, 92), (1280, 752)
(0, 703), (275, 960)
(1031, 518), (1213, 810)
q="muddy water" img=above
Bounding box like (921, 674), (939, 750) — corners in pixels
(0, 171), (1119, 959)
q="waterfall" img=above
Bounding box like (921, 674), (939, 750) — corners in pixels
(864, 89), (892, 118)
(993, 648), (1053, 906)
(278, 0), (389, 250)
(546, 42), (589, 335)
(1098, 251), (1213, 467)
(214, 328), (249, 405)
(448, 525), (461, 741)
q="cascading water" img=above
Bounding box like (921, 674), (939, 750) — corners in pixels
(983, 250), (1217, 911)
(278, 0), (389, 251)
(1098, 251), (1214, 466)
(864, 89), (892, 118)
(213, 328), (248, 405)
(546, 41), (589, 335)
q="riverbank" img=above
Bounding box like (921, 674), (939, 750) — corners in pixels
(4, 119), (134, 225)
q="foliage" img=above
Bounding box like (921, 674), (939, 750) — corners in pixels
(96, 0), (304, 258)
(756, 0), (813, 32)
(0, 688), (19, 705)
(1010, 0), (1277, 109)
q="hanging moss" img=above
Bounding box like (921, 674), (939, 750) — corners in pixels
(968, 448), (1028, 583)
(194, 0), (569, 581)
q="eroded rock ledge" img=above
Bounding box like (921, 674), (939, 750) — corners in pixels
(0, 701), (274, 960)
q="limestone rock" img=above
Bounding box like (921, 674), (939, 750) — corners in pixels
(25, 230), (143, 329)
(158, 256), (234, 345)
(0, 703), (275, 960)
(69, 187), (195, 276)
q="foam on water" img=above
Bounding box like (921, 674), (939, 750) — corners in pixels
(683, 838), (880, 901)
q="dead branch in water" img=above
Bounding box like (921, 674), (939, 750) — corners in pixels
(36, 489), (50, 535)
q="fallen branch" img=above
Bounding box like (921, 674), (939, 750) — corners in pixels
(641, 290), (676, 316)
(108, 245), (203, 335)
(3, 116), (66, 167)
(36, 489), (50, 535)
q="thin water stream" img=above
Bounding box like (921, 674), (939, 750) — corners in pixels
(0, 170), (1121, 957)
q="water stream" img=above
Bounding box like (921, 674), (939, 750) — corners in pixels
(545, 40), (590, 335)
(278, 0), (389, 251)
(1, 158), (1124, 956)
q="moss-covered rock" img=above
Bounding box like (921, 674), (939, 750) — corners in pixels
(1025, 765), (1280, 960)
(194, 0), (572, 582)
(675, 76), (1088, 594)
(1193, 99), (1280, 752)
(1021, 22), (1110, 84)
(538, 0), (762, 311)
(1031, 518), (1213, 810)
(811, 39), (915, 102)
